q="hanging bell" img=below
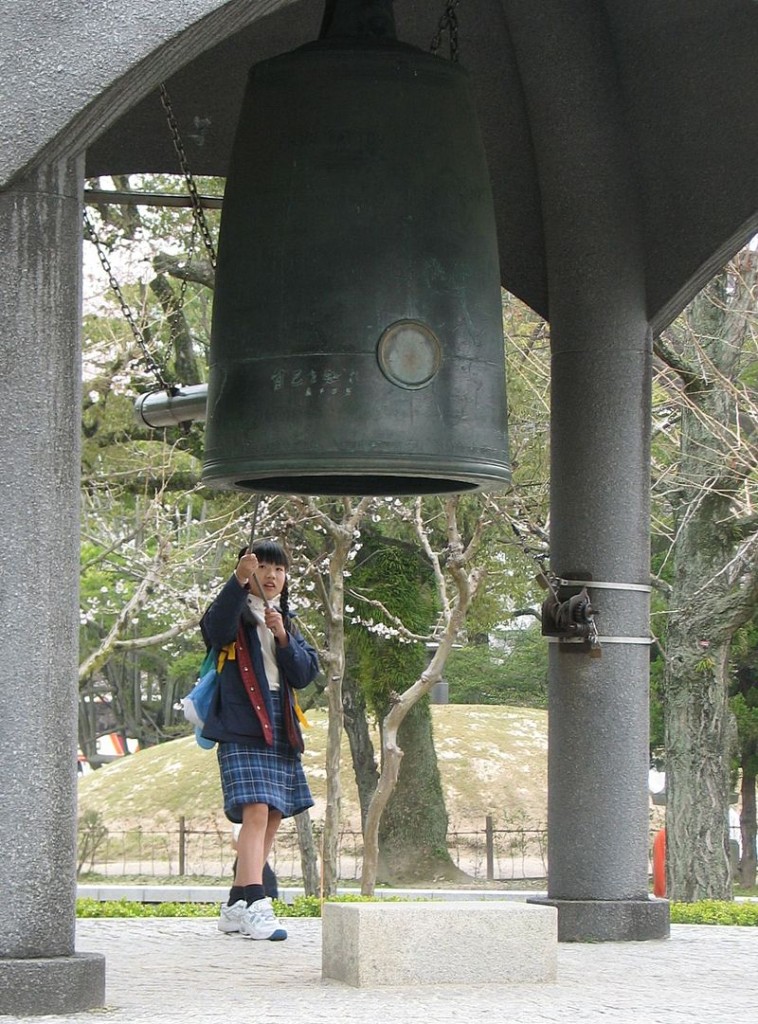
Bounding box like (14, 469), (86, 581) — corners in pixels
(202, 0), (510, 496)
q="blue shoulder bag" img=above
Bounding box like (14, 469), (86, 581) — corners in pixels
(182, 645), (233, 749)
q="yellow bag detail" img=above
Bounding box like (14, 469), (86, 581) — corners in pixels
(293, 690), (310, 728)
(218, 642), (236, 671)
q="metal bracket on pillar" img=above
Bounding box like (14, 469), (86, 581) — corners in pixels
(540, 571), (601, 657)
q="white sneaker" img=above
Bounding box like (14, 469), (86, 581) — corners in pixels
(218, 899), (248, 934)
(240, 897), (287, 941)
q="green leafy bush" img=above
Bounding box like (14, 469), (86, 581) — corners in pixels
(77, 896), (758, 925)
(77, 898), (217, 918)
(670, 901), (758, 926)
(273, 895), (322, 918)
(445, 630), (548, 708)
(77, 893), (417, 919)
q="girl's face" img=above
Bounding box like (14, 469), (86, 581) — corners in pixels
(253, 559), (286, 601)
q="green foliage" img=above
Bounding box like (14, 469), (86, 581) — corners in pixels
(501, 292), (550, 496)
(445, 626), (547, 707)
(76, 896), (758, 925)
(648, 544), (672, 759)
(649, 656), (666, 756)
(76, 898), (217, 918)
(273, 893), (413, 916)
(731, 693), (758, 747)
(729, 619), (758, 777)
(670, 900), (758, 926)
(76, 893), (416, 919)
(347, 538), (437, 717)
(273, 895), (323, 918)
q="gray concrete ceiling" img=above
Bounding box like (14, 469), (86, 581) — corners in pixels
(85, 0), (758, 332)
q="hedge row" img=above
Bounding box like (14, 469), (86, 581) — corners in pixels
(669, 900), (758, 926)
(76, 896), (758, 926)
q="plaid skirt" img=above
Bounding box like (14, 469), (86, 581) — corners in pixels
(217, 689), (313, 824)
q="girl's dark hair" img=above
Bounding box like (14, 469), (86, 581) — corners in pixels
(238, 540), (291, 622)
(251, 539), (289, 568)
(237, 540), (289, 567)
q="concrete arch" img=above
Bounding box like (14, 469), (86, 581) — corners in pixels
(4, 1), (756, 328)
(0, 0), (291, 187)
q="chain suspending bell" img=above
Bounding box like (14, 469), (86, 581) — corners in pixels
(202, 0), (510, 497)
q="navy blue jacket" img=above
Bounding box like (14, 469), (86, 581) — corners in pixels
(200, 575), (319, 750)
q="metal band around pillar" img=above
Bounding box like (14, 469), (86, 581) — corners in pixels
(547, 636), (653, 645)
(556, 578), (652, 593)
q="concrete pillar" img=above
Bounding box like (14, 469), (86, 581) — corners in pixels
(508, 3), (669, 940)
(0, 158), (105, 1012)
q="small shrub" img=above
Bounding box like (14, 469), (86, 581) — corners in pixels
(273, 895), (322, 918)
(76, 896), (758, 925)
(77, 893), (420, 919)
(670, 900), (758, 926)
(77, 811), (108, 877)
(77, 899), (216, 918)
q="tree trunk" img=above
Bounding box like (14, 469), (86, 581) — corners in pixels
(378, 699), (467, 884)
(293, 496), (371, 896)
(663, 406), (737, 900)
(294, 810), (321, 897)
(149, 271), (201, 385)
(664, 622), (733, 900)
(321, 591), (345, 897)
(739, 767), (757, 888)
(342, 670), (379, 833)
(77, 667), (101, 763)
(319, 518), (368, 895)
(660, 256), (758, 901)
(361, 569), (477, 894)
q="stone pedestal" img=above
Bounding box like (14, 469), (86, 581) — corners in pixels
(528, 896), (669, 943)
(0, 954), (105, 1017)
(322, 901), (557, 987)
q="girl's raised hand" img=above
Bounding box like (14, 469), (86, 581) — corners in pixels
(235, 551), (259, 587)
(264, 606), (288, 645)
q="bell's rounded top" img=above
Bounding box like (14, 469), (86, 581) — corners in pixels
(318, 0), (398, 45)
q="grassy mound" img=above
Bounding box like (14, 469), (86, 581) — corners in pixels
(78, 705), (549, 832)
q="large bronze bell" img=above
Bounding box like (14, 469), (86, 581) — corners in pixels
(202, 0), (510, 496)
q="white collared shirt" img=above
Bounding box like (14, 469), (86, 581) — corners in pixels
(246, 593), (281, 691)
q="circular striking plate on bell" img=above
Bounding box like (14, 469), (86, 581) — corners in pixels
(376, 319), (442, 390)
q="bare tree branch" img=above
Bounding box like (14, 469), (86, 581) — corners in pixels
(346, 587), (433, 643)
(654, 332), (704, 386)
(79, 540), (170, 685)
(112, 615), (201, 650)
(152, 253), (215, 290)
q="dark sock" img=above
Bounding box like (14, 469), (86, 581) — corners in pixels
(228, 885), (245, 906)
(263, 861), (279, 899)
(244, 883), (266, 905)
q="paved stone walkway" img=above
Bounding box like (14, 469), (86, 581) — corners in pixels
(5, 918), (755, 1024)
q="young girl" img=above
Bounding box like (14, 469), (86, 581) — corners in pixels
(200, 540), (318, 940)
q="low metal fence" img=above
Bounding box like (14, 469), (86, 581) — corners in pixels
(77, 814), (549, 882)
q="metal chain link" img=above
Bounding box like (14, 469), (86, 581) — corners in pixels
(430, 0), (460, 62)
(82, 208), (172, 391)
(507, 518), (557, 599)
(159, 83), (218, 269)
(176, 219), (198, 312)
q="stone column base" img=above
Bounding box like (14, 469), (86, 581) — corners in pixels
(0, 952), (105, 1016)
(527, 896), (670, 942)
